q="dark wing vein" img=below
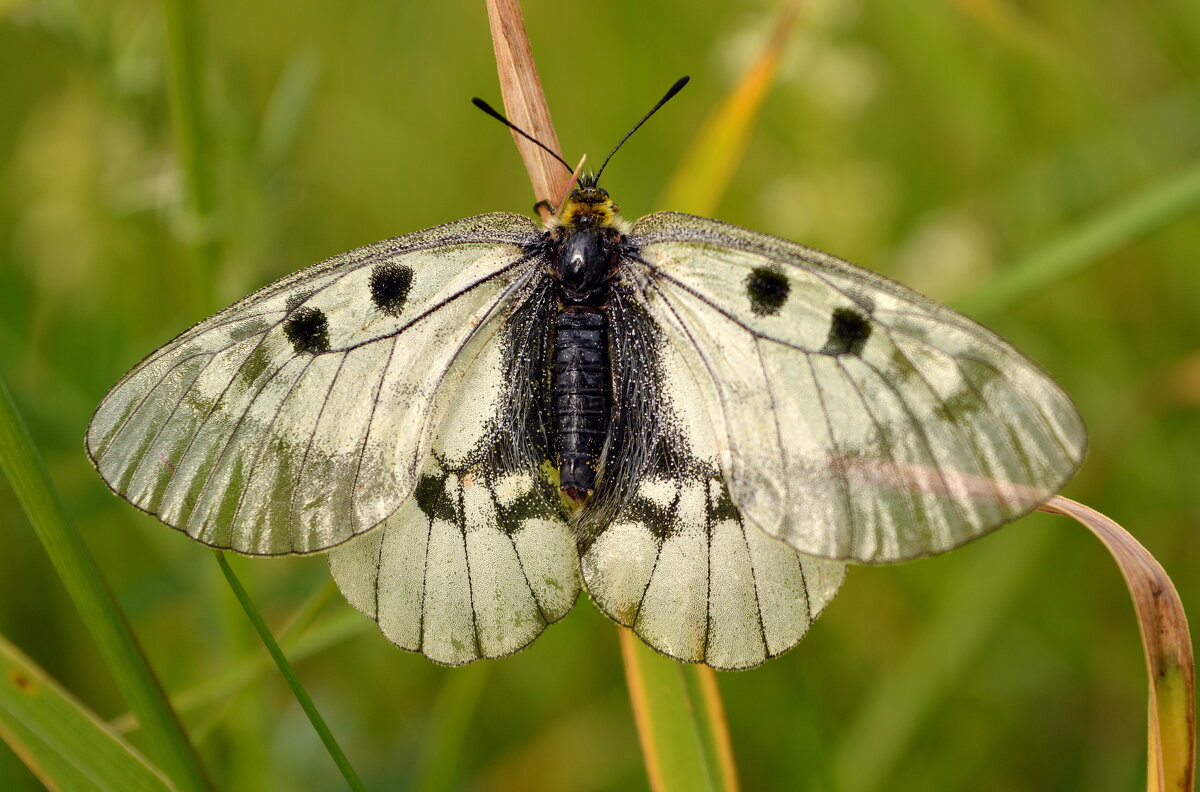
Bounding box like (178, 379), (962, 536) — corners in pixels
(119, 348), (222, 487)
(280, 350), (351, 540)
(833, 356), (922, 537)
(182, 350), (313, 534)
(804, 352), (857, 550)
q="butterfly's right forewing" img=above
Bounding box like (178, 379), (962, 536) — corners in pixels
(87, 213), (541, 556)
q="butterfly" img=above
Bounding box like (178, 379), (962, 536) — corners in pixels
(87, 78), (1085, 669)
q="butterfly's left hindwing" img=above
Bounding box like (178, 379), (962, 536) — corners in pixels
(629, 212), (1086, 563)
(87, 213), (541, 555)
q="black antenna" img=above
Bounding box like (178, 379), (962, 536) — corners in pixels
(472, 97), (573, 175)
(595, 76), (690, 183)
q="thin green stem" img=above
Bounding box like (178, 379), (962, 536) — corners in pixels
(161, 0), (217, 314)
(0, 376), (211, 792)
(213, 552), (365, 792)
(958, 161), (1200, 318)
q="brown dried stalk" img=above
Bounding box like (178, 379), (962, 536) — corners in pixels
(1038, 496), (1195, 792)
(485, 0), (569, 215)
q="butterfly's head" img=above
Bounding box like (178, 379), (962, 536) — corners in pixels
(556, 176), (625, 232)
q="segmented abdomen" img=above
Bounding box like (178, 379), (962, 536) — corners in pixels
(551, 308), (610, 500)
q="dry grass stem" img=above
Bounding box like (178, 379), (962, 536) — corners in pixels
(1038, 496), (1195, 792)
(486, 0), (569, 213)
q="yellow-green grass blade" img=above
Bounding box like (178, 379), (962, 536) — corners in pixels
(1038, 497), (1195, 792)
(658, 0), (800, 216)
(0, 377), (211, 792)
(0, 633), (174, 792)
(682, 665), (740, 792)
(620, 630), (716, 792)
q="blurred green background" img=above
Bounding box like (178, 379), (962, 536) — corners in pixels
(1, 0), (1198, 789)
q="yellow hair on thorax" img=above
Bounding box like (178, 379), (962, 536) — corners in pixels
(553, 186), (629, 233)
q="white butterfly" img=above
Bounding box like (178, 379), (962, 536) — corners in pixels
(87, 81), (1085, 668)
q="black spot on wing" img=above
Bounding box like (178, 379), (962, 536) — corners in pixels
(370, 262), (414, 316)
(283, 307), (330, 354)
(745, 266), (790, 316)
(414, 472), (457, 523)
(709, 483), (741, 523)
(821, 308), (872, 357)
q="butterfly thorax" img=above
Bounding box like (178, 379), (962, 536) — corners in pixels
(546, 182), (627, 504)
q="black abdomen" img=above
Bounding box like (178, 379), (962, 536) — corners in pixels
(552, 308), (610, 501)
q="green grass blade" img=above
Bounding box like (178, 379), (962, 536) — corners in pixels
(620, 629), (716, 792)
(160, 0), (217, 314)
(0, 633), (175, 792)
(212, 553), (365, 792)
(682, 665), (740, 792)
(0, 377), (211, 792)
(957, 161), (1200, 318)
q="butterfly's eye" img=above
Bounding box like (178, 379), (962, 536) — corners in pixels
(370, 262), (415, 316)
(745, 266), (790, 316)
(821, 307), (872, 357)
(283, 306), (330, 354)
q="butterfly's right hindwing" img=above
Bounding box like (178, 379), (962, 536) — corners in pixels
(87, 213), (541, 555)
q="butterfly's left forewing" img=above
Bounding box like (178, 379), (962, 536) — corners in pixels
(87, 213), (541, 555)
(630, 212), (1086, 564)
